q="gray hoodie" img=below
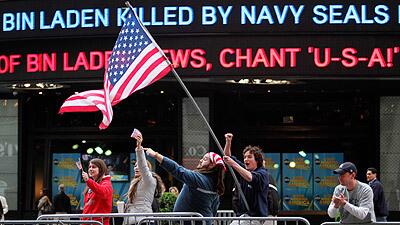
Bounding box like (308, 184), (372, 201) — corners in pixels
(328, 181), (376, 224)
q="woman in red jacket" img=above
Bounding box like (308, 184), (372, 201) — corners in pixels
(82, 158), (113, 225)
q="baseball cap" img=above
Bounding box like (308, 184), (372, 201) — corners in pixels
(333, 162), (357, 175)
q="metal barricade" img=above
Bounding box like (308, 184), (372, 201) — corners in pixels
(0, 220), (102, 225)
(216, 211), (235, 217)
(137, 216), (311, 225)
(215, 211), (235, 225)
(37, 213), (203, 225)
(321, 222), (400, 225)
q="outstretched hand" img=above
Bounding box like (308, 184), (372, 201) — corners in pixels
(134, 134), (143, 149)
(144, 148), (157, 157)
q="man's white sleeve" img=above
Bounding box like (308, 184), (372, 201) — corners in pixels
(327, 201), (339, 218)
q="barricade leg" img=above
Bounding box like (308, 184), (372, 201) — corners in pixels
(229, 219), (262, 225)
(262, 216), (277, 225)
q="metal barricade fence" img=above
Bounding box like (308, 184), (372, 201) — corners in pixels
(215, 211), (235, 225)
(37, 213), (203, 225)
(137, 216), (311, 225)
(0, 220), (102, 225)
(216, 211), (235, 218)
(321, 222), (400, 225)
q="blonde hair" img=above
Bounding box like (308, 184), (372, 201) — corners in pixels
(127, 161), (165, 202)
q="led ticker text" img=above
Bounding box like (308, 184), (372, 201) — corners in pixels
(3, 4), (400, 32)
(1, 47), (399, 76)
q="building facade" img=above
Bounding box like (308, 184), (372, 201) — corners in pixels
(1, 0), (400, 222)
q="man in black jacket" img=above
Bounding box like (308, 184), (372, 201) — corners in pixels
(53, 184), (71, 214)
(366, 167), (388, 222)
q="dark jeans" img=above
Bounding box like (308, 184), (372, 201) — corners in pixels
(376, 216), (387, 222)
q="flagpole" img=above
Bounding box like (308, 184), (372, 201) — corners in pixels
(125, 1), (250, 212)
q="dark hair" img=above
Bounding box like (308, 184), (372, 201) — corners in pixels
(367, 167), (378, 174)
(196, 164), (225, 196)
(153, 173), (166, 198)
(242, 145), (264, 168)
(210, 165), (225, 196)
(41, 188), (49, 196)
(215, 165), (225, 195)
(84, 158), (109, 194)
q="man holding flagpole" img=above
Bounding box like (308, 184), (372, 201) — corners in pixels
(223, 133), (269, 224)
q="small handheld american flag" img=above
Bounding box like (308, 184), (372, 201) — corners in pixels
(75, 158), (83, 171)
(130, 128), (142, 139)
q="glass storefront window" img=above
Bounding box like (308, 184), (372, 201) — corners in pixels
(0, 99), (18, 210)
(380, 97), (400, 211)
(182, 97), (209, 170)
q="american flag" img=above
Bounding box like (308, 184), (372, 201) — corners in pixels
(59, 9), (172, 129)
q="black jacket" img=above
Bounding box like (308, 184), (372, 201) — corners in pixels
(53, 192), (71, 213)
(369, 179), (388, 217)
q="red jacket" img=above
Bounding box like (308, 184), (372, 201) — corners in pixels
(83, 175), (113, 225)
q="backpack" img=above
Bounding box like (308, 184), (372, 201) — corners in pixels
(267, 174), (280, 216)
(267, 183), (279, 216)
(231, 186), (240, 215)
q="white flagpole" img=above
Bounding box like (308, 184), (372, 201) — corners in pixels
(125, 1), (250, 212)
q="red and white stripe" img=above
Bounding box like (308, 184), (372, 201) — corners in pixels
(208, 152), (226, 171)
(59, 44), (171, 129)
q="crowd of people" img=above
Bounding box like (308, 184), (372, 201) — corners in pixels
(23, 131), (389, 225)
(72, 131), (275, 225)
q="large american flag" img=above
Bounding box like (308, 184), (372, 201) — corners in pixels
(59, 9), (172, 129)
